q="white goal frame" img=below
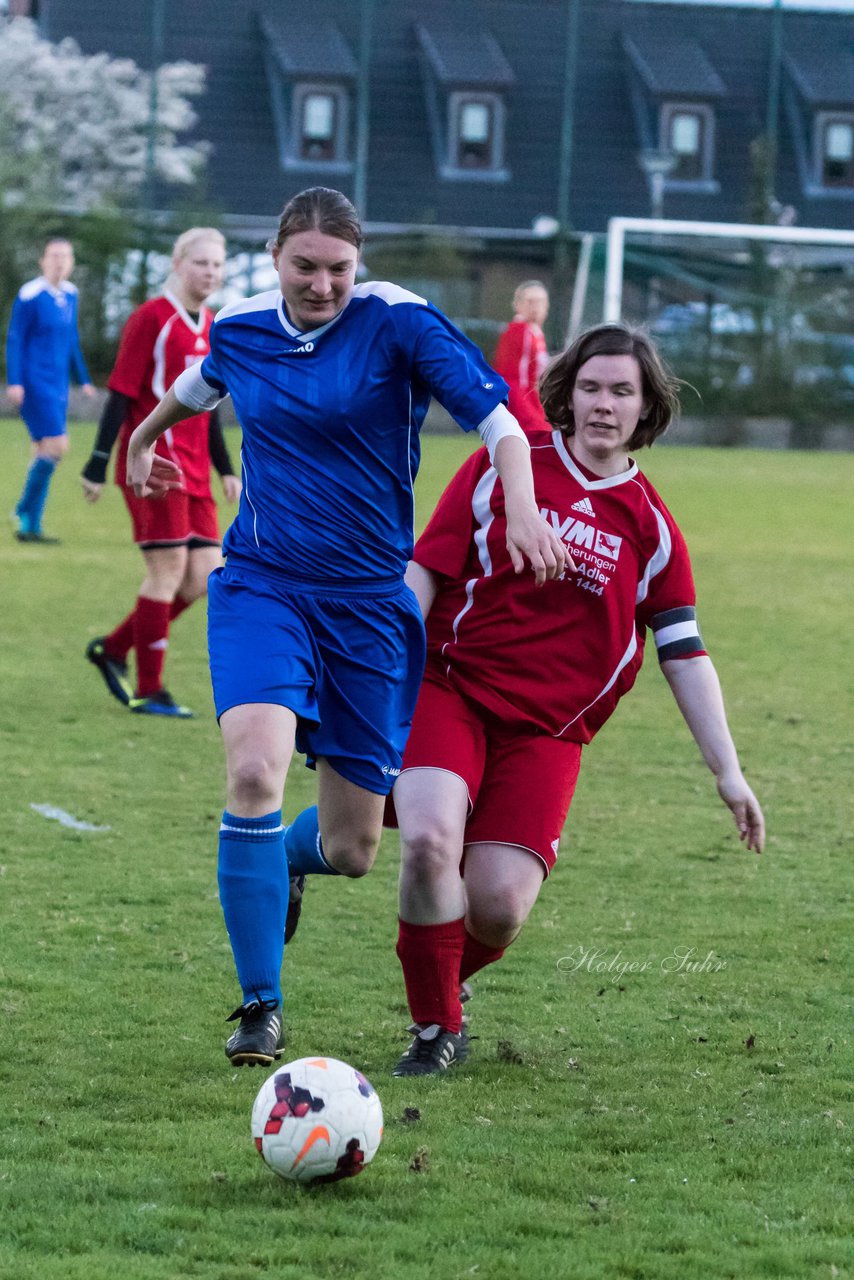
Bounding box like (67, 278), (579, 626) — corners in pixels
(603, 217), (854, 322)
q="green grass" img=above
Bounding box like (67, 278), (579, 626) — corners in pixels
(1, 423), (852, 1280)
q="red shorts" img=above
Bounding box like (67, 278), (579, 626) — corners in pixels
(396, 667), (582, 875)
(121, 487), (220, 549)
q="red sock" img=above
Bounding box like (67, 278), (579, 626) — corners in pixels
(104, 595), (189, 665)
(133, 596), (172, 696)
(396, 918), (467, 1034)
(104, 609), (135, 660)
(459, 927), (506, 983)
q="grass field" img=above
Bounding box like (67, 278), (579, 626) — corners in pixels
(1, 423), (852, 1280)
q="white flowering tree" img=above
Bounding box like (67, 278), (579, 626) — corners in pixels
(0, 18), (214, 378)
(0, 17), (209, 211)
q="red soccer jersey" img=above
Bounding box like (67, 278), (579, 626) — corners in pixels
(493, 318), (549, 432)
(110, 291), (215, 497)
(415, 430), (706, 744)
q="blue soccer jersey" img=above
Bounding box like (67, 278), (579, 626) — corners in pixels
(183, 282), (508, 589)
(5, 277), (90, 438)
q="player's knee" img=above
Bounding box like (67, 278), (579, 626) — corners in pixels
(323, 831), (379, 878)
(226, 754), (284, 811)
(467, 888), (530, 947)
(39, 437), (68, 460)
(400, 824), (460, 883)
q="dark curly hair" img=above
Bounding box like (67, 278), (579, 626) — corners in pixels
(539, 323), (681, 450)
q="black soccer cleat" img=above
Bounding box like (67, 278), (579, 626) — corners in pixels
(129, 689), (194, 718)
(284, 874), (305, 945)
(16, 530), (61, 544)
(224, 999), (284, 1067)
(86, 636), (133, 706)
(392, 1023), (470, 1077)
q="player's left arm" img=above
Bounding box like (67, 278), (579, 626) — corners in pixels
(661, 655), (765, 854)
(69, 295), (94, 392)
(409, 309), (566, 585)
(404, 561), (438, 619)
(490, 429), (574, 584)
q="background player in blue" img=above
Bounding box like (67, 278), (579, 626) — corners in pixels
(6, 238), (94, 543)
(125, 187), (566, 1066)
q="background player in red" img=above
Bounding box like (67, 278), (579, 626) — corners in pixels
(80, 228), (240, 717)
(390, 322), (765, 1077)
(492, 280), (550, 432)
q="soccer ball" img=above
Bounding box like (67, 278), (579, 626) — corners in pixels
(251, 1056), (383, 1184)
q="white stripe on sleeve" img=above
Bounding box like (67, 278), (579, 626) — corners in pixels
(173, 361), (224, 412)
(476, 403), (529, 462)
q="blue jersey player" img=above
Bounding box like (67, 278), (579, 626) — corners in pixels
(6, 238), (94, 543)
(125, 187), (566, 1066)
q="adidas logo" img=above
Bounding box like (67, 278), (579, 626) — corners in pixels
(571, 497), (596, 517)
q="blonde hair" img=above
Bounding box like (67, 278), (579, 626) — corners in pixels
(165, 227), (226, 296)
(171, 226), (225, 264)
(513, 279), (547, 311)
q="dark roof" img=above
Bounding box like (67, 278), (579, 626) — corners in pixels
(36, 0), (854, 236)
(415, 20), (515, 90)
(258, 6), (357, 80)
(623, 31), (726, 99)
(784, 44), (854, 107)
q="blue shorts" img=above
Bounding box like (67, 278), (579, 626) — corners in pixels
(207, 561), (427, 796)
(21, 390), (69, 441)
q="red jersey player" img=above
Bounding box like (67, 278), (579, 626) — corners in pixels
(492, 280), (550, 432)
(81, 228), (240, 717)
(391, 322), (765, 1077)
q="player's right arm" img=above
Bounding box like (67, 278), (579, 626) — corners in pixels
(127, 333), (225, 497)
(126, 385), (192, 496)
(5, 291), (32, 407)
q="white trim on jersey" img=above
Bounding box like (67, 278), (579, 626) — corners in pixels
(552, 430), (639, 490)
(239, 446), (261, 549)
(275, 294), (352, 342)
(173, 361), (224, 412)
(151, 313), (178, 401)
(18, 276), (76, 302)
(353, 280), (428, 307)
(556, 629), (639, 738)
(442, 466), (498, 666)
(214, 288), (282, 324)
(630, 479), (673, 605)
(162, 287), (207, 336)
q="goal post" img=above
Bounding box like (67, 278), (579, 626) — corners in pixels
(604, 217), (854, 323)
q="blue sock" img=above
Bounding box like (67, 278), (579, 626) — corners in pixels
(218, 810), (287, 1005)
(284, 805), (340, 876)
(17, 457), (56, 533)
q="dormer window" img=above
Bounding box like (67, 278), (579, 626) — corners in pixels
(783, 46), (854, 197)
(452, 94), (501, 170)
(624, 34), (724, 193)
(295, 86), (348, 164)
(817, 115), (854, 188)
(661, 104), (713, 182)
(260, 12), (356, 173)
(416, 21), (514, 181)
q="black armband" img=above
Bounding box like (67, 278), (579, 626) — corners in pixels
(81, 390), (131, 484)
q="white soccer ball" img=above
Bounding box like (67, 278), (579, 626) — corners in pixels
(251, 1056), (383, 1184)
